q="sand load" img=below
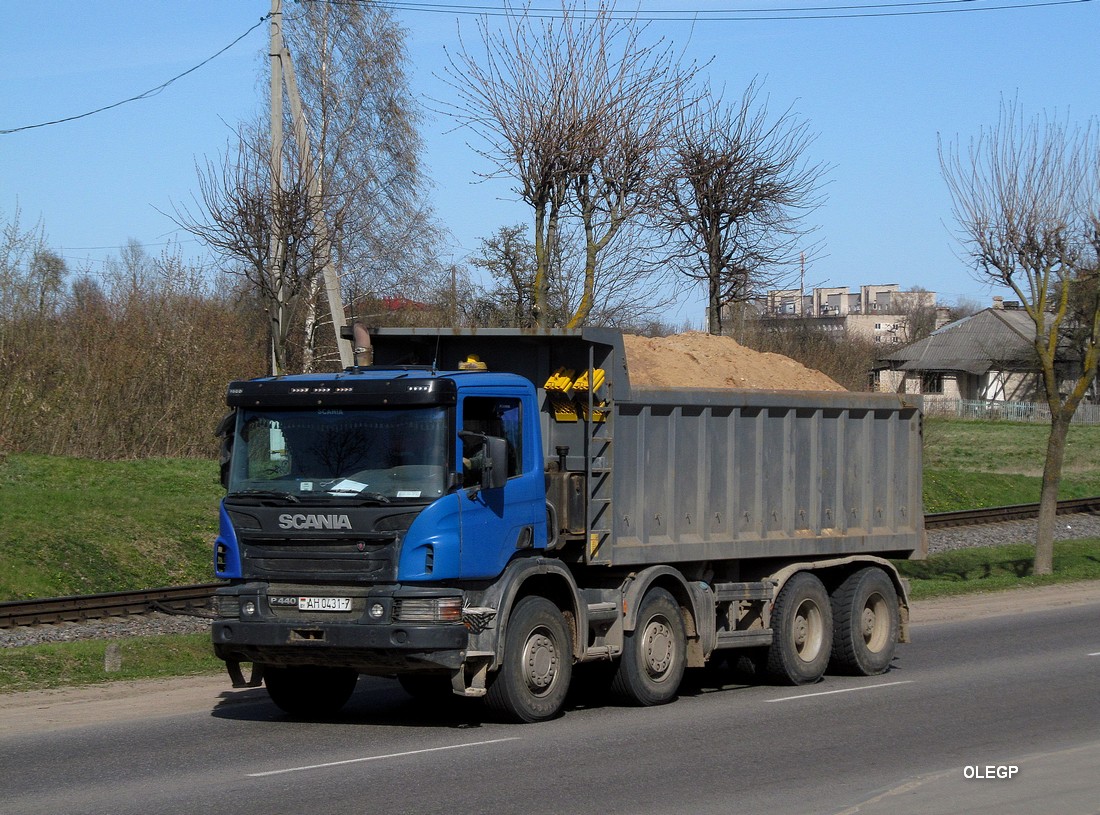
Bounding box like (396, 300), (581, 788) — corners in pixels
(622, 332), (845, 392)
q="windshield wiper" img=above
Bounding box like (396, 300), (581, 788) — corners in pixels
(328, 490), (391, 505)
(227, 489), (300, 504)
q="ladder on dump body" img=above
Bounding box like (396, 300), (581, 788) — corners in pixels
(585, 344), (613, 565)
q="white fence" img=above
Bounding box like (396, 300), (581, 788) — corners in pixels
(922, 398), (1100, 425)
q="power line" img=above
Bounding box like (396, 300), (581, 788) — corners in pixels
(356, 0), (1092, 19)
(3, 0), (1086, 138)
(0, 15), (271, 136)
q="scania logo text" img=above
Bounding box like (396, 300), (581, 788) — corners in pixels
(278, 513), (353, 530)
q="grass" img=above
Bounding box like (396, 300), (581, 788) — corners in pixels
(922, 418), (1100, 512)
(2, 417), (1100, 693)
(897, 538), (1100, 600)
(922, 418), (1100, 477)
(0, 455), (222, 600)
(0, 633), (224, 693)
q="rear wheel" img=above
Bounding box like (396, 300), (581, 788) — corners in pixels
(263, 665), (359, 716)
(611, 588), (687, 706)
(830, 567), (899, 675)
(765, 572), (832, 685)
(486, 596), (573, 723)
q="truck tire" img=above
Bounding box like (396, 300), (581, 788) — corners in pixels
(263, 665), (359, 716)
(611, 588), (686, 706)
(765, 572), (832, 685)
(486, 596), (573, 723)
(830, 567), (899, 676)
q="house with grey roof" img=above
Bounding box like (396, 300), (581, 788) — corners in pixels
(875, 303), (1083, 403)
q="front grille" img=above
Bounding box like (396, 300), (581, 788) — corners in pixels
(240, 532), (399, 582)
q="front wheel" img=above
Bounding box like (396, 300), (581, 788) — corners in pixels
(765, 572), (832, 685)
(263, 665), (359, 716)
(486, 596), (573, 723)
(611, 588), (687, 706)
(830, 567), (900, 675)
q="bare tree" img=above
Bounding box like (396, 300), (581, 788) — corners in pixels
(940, 100), (1100, 575)
(891, 286), (939, 342)
(657, 83), (826, 335)
(443, 0), (697, 328)
(553, 220), (683, 326)
(0, 207), (67, 453)
(0, 205), (66, 320)
(469, 224), (538, 326)
(284, 3), (443, 335)
(175, 123), (331, 375)
(177, 4), (438, 373)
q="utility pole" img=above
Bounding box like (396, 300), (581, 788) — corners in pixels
(281, 52), (353, 369)
(269, 0), (286, 375)
(268, 0), (354, 372)
(799, 251), (805, 316)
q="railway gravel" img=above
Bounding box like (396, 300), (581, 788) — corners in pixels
(0, 611), (209, 648)
(2, 513), (1098, 649)
(925, 511), (1100, 555)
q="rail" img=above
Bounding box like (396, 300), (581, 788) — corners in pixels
(3, 496), (1099, 630)
(923, 496), (1100, 529)
(0, 584), (219, 630)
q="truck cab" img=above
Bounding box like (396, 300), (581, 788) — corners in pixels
(212, 366), (549, 701)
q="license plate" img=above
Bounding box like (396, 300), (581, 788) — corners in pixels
(298, 596), (352, 612)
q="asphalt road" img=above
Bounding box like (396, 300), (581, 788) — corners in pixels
(3, 592), (1099, 815)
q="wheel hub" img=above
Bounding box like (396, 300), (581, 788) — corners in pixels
(861, 592), (890, 652)
(522, 629), (559, 694)
(794, 616), (808, 647)
(793, 599), (823, 662)
(642, 618), (674, 678)
(861, 607), (877, 640)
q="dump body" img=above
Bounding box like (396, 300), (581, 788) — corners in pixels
(604, 389), (923, 564)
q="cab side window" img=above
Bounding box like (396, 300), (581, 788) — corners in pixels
(461, 397), (522, 486)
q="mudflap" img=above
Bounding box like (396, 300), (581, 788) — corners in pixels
(226, 659), (265, 688)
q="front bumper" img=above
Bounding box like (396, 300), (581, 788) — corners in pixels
(211, 583), (469, 674)
(212, 619), (468, 672)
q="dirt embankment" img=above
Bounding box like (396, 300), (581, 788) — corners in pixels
(622, 332), (846, 392)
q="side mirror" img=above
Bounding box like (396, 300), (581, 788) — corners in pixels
(482, 436), (509, 491)
(459, 430), (509, 492)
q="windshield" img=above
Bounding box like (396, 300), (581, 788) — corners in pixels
(228, 406), (450, 503)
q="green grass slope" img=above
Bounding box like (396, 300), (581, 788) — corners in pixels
(0, 455), (222, 601)
(921, 419), (1100, 512)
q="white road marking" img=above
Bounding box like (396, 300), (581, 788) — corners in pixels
(1088, 652), (1100, 657)
(766, 680), (914, 703)
(247, 737), (521, 778)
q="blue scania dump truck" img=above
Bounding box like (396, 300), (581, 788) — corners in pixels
(211, 328), (925, 722)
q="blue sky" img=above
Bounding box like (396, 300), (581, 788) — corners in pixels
(2, 1), (1097, 325)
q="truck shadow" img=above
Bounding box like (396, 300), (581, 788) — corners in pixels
(209, 675), (493, 729)
(208, 661), (784, 727)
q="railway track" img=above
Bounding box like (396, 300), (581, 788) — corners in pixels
(0, 584), (218, 630)
(3, 496), (1099, 630)
(923, 496), (1100, 529)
